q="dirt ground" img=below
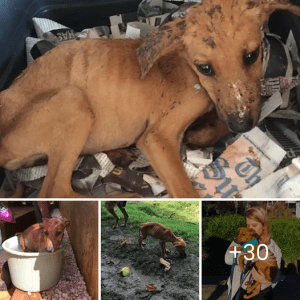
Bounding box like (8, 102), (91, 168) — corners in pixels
(101, 220), (199, 300)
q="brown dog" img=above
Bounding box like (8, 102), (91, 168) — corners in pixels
(18, 218), (70, 252)
(105, 201), (128, 228)
(0, 1), (300, 198)
(138, 222), (186, 258)
(230, 227), (277, 299)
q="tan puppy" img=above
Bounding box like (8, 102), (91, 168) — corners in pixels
(138, 222), (186, 258)
(230, 227), (277, 299)
(18, 218), (70, 252)
(0, 1), (300, 198)
(105, 201), (129, 228)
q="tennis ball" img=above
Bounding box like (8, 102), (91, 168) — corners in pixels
(121, 267), (130, 276)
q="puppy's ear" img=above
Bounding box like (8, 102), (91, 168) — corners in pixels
(172, 239), (185, 247)
(136, 17), (186, 79)
(252, 0), (300, 25)
(249, 228), (258, 237)
(172, 241), (181, 247)
(64, 220), (70, 228)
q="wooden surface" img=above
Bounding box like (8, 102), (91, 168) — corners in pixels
(59, 201), (98, 300)
(0, 205), (36, 241)
(9, 207), (35, 219)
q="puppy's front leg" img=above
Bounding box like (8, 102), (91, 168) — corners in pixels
(159, 240), (167, 258)
(137, 129), (199, 198)
(136, 82), (213, 198)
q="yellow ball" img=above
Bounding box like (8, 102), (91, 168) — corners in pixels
(121, 267), (130, 276)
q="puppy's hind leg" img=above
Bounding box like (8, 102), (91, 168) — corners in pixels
(0, 86), (94, 198)
(37, 87), (94, 198)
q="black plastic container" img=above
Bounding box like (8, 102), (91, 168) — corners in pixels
(0, 0), (300, 186)
(0, 0), (143, 91)
(1, 0), (300, 91)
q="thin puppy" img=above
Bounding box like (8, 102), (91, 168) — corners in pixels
(105, 201), (128, 228)
(138, 222), (186, 258)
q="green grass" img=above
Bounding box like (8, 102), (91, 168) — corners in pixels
(101, 201), (199, 253)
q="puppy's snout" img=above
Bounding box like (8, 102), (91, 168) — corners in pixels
(46, 244), (54, 252)
(227, 113), (254, 133)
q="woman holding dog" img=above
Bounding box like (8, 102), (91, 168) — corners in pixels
(225, 206), (282, 300)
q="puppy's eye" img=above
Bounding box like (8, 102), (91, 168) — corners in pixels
(56, 231), (62, 236)
(243, 48), (259, 66)
(196, 64), (215, 76)
(44, 230), (49, 236)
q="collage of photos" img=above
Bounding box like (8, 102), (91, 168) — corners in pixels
(0, 200), (299, 300)
(0, 0), (300, 300)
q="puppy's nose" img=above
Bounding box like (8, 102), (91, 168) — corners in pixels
(227, 114), (254, 133)
(46, 245), (54, 252)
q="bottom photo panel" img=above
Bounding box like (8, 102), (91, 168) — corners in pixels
(0, 201), (98, 300)
(101, 200), (199, 300)
(202, 200), (300, 300)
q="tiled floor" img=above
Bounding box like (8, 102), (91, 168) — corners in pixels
(0, 288), (42, 300)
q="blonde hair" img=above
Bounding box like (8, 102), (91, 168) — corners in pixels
(246, 206), (272, 244)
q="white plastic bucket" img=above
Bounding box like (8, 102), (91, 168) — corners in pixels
(2, 236), (66, 292)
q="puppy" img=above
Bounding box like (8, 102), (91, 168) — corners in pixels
(230, 227), (277, 299)
(138, 222), (186, 258)
(18, 218), (70, 252)
(105, 201), (128, 228)
(0, 1), (300, 198)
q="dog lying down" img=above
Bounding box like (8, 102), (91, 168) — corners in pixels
(0, 0), (300, 198)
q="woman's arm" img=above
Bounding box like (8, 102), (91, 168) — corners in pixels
(270, 240), (282, 284)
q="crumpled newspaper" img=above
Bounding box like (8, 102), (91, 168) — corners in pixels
(26, 18), (109, 65)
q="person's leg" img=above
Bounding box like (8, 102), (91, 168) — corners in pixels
(232, 288), (247, 300)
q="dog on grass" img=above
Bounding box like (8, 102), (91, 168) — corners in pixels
(105, 201), (128, 229)
(138, 222), (186, 258)
(0, 0), (299, 198)
(230, 227), (277, 299)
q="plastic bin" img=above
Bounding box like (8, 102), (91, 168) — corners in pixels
(2, 236), (67, 292)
